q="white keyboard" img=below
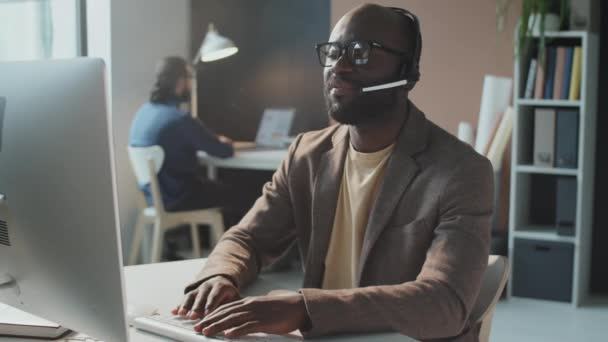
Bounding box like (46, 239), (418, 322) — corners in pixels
(133, 314), (298, 341)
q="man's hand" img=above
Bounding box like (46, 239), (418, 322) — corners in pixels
(194, 294), (310, 338)
(171, 276), (240, 320)
(217, 135), (233, 144)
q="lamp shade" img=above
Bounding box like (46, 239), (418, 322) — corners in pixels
(198, 23), (238, 62)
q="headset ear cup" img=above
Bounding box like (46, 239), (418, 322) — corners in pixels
(407, 67), (420, 90)
(388, 7), (421, 91)
(397, 63), (410, 90)
(399, 62), (408, 79)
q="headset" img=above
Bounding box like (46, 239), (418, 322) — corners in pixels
(362, 7), (422, 92)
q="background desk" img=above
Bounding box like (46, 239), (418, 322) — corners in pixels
(2, 259), (415, 341)
(197, 149), (287, 180)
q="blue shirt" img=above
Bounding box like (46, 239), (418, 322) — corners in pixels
(129, 102), (234, 208)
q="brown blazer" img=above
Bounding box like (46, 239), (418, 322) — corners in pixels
(186, 102), (494, 341)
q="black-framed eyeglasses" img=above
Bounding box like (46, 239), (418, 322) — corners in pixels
(315, 40), (405, 67)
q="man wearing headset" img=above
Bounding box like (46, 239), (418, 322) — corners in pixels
(172, 4), (493, 341)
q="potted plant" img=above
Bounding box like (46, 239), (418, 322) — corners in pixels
(497, 0), (570, 62)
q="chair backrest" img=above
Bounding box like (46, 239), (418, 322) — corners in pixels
(127, 146), (165, 213)
(470, 255), (510, 342)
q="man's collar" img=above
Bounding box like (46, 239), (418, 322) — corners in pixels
(393, 100), (429, 157)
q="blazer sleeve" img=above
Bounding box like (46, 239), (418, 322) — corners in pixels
(299, 157), (494, 340)
(184, 135), (302, 293)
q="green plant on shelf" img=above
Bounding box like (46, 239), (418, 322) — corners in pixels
(497, 0), (570, 63)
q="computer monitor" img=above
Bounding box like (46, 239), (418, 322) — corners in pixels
(254, 108), (295, 148)
(0, 58), (129, 341)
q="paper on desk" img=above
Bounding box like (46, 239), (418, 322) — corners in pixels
(0, 302), (60, 327)
(474, 75), (512, 154)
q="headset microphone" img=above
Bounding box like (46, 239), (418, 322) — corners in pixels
(361, 79), (408, 92)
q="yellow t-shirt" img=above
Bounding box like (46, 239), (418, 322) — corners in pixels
(322, 142), (395, 289)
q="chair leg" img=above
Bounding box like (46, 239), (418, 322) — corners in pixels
(150, 219), (164, 263)
(128, 212), (146, 265)
(479, 311), (494, 342)
(209, 211), (225, 248)
(190, 223), (201, 258)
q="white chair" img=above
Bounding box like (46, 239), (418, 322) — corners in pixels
(127, 146), (225, 265)
(470, 255), (510, 342)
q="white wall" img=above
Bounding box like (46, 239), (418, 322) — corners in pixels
(87, 0), (191, 260)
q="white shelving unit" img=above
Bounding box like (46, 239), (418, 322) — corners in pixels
(517, 99), (581, 107)
(508, 31), (599, 306)
(515, 165), (579, 176)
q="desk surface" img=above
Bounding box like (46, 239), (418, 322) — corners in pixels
(197, 149), (287, 172)
(3, 260), (414, 341)
(124, 260), (413, 341)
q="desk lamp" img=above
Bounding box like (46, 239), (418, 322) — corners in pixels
(190, 23), (238, 118)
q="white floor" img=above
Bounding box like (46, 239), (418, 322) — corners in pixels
(491, 296), (608, 341)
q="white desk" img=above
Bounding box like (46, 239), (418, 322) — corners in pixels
(2, 259), (414, 341)
(124, 260), (413, 342)
(197, 149), (287, 180)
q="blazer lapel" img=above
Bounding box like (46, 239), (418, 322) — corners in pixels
(357, 103), (430, 284)
(303, 125), (349, 288)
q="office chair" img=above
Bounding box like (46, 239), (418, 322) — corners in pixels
(127, 146), (224, 264)
(471, 255), (510, 342)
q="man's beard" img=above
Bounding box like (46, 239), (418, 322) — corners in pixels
(325, 83), (399, 126)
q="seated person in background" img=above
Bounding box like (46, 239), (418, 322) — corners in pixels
(129, 56), (235, 215)
(173, 4), (493, 342)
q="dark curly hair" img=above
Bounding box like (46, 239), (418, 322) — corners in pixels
(149, 56), (189, 104)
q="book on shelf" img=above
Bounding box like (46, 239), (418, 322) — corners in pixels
(524, 58), (537, 99)
(526, 44), (581, 101)
(568, 46), (582, 101)
(534, 47), (546, 99)
(556, 176), (576, 236)
(543, 47), (557, 99)
(561, 47), (574, 99)
(552, 47), (566, 99)
(555, 109), (579, 168)
(533, 108), (556, 167)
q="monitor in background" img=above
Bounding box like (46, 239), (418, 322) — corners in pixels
(254, 108), (295, 148)
(0, 58), (129, 341)
(234, 108), (295, 151)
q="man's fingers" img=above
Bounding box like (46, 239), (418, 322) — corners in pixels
(204, 285), (224, 314)
(201, 298), (247, 326)
(177, 291), (197, 316)
(208, 297), (244, 315)
(224, 321), (262, 339)
(205, 285), (237, 314)
(200, 311), (252, 336)
(189, 285), (212, 320)
(197, 300), (248, 333)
